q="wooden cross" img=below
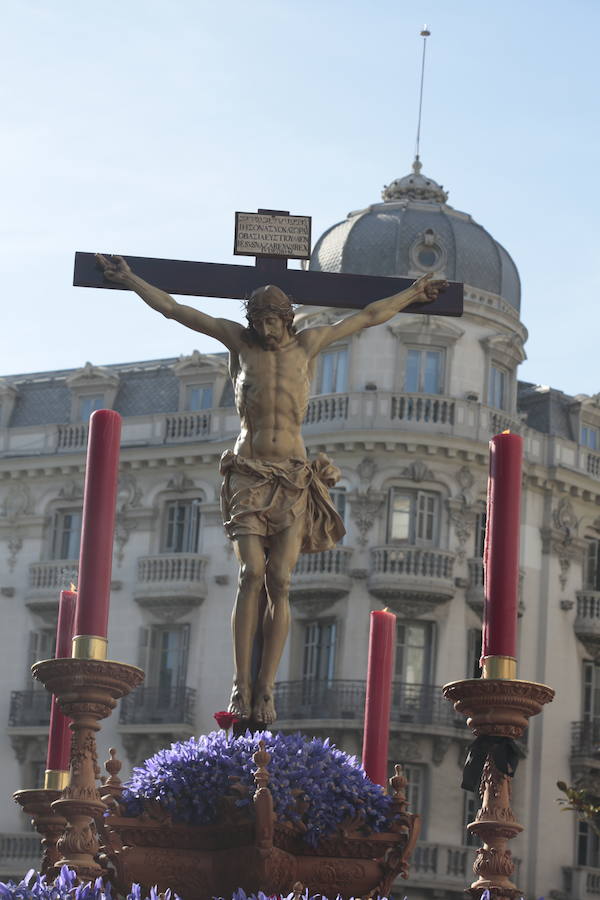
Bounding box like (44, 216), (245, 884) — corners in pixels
(73, 208), (463, 316)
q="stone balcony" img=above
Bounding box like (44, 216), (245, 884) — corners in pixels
(134, 553), (208, 615)
(0, 393), (536, 461)
(26, 560), (79, 602)
(290, 547), (354, 604)
(0, 832), (42, 880)
(368, 545), (455, 612)
(575, 591), (600, 658)
(561, 865), (600, 900)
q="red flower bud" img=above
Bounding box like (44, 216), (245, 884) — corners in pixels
(214, 710), (239, 730)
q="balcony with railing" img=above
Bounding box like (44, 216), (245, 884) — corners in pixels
(575, 592), (600, 657)
(290, 547), (354, 602)
(571, 720), (600, 766)
(273, 680), (465, 732)
(368, 545), (455, 607)
(405, 842), (520, 894)
(164, 411), (211, 442)
(8, 691), (51, 728)
(562, 865), (600, 900)
(134, 553), (208, 610)
(27, 560), (79, 596)
(0, 832), (42, 879)
(119, 685), (196, 728)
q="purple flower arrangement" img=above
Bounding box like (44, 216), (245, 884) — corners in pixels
(121, 730), (393, 847)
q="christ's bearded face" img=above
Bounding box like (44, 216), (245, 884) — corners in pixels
(250, 312), (287, 350)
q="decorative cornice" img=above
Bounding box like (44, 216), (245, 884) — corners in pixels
(65, 362), (119, 389)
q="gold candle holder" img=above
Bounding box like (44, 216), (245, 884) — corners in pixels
(32, 657), (144, 881)
(443, 677), (554, 900)
(13, 788), (67, 876)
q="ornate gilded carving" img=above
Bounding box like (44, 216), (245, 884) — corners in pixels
(13, 788), (66, 876)
(32, 657), (144, 879)
(443, 678), (554, 898)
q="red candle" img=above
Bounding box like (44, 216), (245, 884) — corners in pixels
(482, 431), (523, 673)
(73, 409), (122, 657)
(362, 608), (396, 786)
(46, 590), (76, 776)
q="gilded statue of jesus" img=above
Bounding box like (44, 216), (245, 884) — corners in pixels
(95, 254), (445, 725)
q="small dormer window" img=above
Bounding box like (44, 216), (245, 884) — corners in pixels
(185, 384), (213, 411)
(581, 425), (599, 451)
(78, 394), (104, 422)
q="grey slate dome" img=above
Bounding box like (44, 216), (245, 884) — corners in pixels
(310, 158), (521, 312)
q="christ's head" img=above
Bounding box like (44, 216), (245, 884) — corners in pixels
(243, 285), (295, 350)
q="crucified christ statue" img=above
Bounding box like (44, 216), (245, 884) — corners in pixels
(95, 254), (446, 725)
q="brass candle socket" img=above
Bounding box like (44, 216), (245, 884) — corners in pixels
(443, 678), (554, 900)
(13, 789), (67, 877)
(31, 657), (144, 882)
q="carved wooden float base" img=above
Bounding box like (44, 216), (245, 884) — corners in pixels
(99, 752), (420, 900)
(104, 817), (417, 900)
(443, 678), (554, 900)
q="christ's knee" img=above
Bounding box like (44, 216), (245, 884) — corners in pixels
(266, 565), (292, 602)
(238, 560), (265, 597)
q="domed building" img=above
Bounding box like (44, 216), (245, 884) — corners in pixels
(0, 162), (598, 899)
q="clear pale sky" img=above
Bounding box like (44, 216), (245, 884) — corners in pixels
(1, 0), (598, 396)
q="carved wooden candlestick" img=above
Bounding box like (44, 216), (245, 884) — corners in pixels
(12, 789), (67, 876)
(31, 657), (144, 882)
(442, 678), (554, 900)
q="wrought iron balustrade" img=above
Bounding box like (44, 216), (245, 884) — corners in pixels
(274, 680), (464, 729)
(119, 685), (196, 726)
(8, 691), (51, 727)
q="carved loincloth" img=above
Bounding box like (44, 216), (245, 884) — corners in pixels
(219, 450), (345, 553)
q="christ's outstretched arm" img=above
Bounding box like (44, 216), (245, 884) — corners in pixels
(299, 273), (447, 356)
(95, 254), (244, 351)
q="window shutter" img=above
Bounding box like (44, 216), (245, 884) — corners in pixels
(27, 631), (40, 683)
(137, 626), (150, 672)
(177, 624), (190, 686)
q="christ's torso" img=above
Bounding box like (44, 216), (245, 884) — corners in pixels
(230, 336), (314, 461)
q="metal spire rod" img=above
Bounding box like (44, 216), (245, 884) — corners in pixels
(414, 26), (431, 164)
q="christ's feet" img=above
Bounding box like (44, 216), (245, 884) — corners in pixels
(252, 685), (276, 726)
(228, 682), (251, 720)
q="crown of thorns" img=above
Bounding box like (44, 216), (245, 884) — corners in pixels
(244, 288), (295, 323)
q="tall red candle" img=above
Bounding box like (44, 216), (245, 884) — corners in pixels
(362, 608), (396, 786)
(45, 589), (76, 781)
(72, 409), (122, 658)
(482, 431), (523, 677)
